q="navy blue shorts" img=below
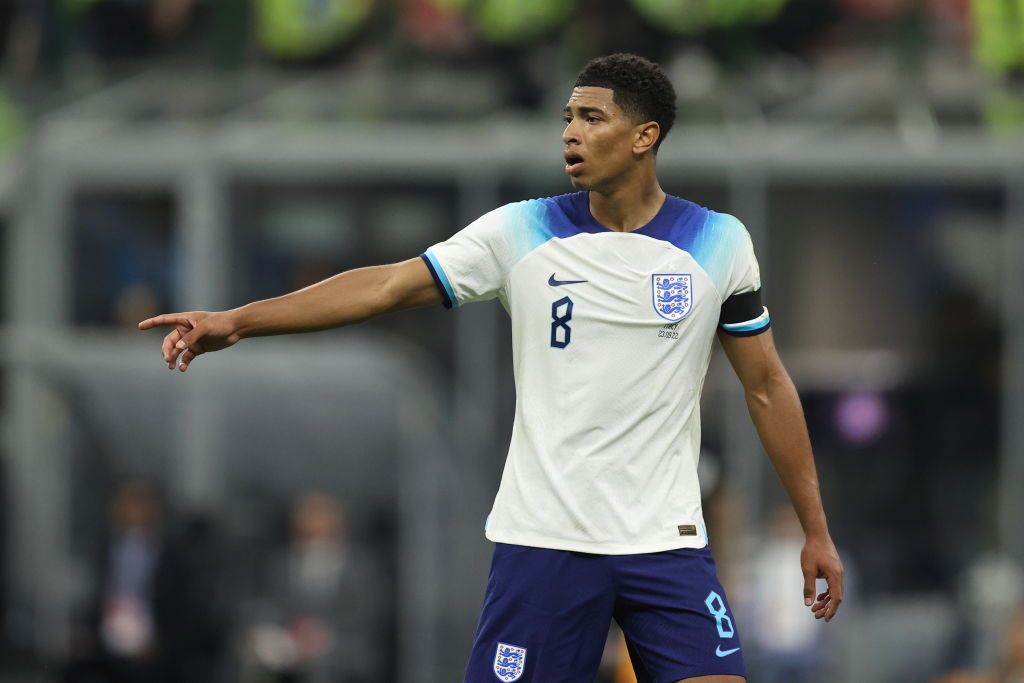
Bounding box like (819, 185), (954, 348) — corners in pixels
(464, 543), (745, 683)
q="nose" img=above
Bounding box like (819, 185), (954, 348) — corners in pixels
(562, 118), (580, 146)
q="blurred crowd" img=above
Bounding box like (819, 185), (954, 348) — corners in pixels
(36, 476), (1024, 683)
(0, 0), (985, 70)
(59, 483), (388, 683)
(0, 1), (1021, 132)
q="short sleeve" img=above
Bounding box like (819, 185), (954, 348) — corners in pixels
(420, 204), (519, 309)
(718, 218), (770, 337)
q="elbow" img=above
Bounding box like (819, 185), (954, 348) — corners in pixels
(746, 386), (771, 410)
(744, 369), (792, 410)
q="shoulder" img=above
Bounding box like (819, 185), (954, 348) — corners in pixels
(534, 191), (587, 213)
(475, 194), (572, 227)
(511, 192), (587, 229)
(482, 192), (589, 241)
(706, 209), (745, 229)
(639, 195), (711, 251)
(703, 209), (750, 240)
(490, 192), (582, 213)
(689, 208), (754, 257)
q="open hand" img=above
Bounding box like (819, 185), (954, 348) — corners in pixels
(137, 311), (240, 372)
(801, 534), (844, 622)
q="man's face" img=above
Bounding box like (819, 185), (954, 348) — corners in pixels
(562, 86), (646, 191)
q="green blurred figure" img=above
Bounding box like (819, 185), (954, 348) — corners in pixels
(254, 0), (375, 62)
(971, 0), (1024, 131)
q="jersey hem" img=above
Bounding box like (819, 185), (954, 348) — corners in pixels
(484, 529), (708, 556)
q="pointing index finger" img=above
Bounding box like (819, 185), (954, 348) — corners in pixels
(138, 313), (190, 330)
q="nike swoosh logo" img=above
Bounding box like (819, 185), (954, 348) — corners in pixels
(715, 645), (741, 658)
(548, 274), (588, 287)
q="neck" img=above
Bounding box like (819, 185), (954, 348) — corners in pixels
(588, 167), (665, 232)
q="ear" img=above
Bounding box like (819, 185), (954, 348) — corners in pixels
(633, 121), (661, 156)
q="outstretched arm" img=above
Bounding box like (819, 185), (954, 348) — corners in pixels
(138, 257), (441, 372)
(718, 329), (845, 622)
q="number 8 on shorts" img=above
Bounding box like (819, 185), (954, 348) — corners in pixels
(704, 590), (735, 638)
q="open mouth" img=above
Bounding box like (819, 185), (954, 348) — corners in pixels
(564, 151), (585, 174)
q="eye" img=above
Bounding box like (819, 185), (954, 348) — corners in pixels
(563, 116), (572, 124)
(586, 116), (600, 124)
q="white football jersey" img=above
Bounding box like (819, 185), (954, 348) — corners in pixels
(422, 192), (770, 554)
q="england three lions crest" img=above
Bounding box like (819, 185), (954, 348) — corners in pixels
(493, 642), (526, 682)
(652, 274), (693, 322)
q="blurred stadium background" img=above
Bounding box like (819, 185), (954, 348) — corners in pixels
(1, 0), (1023, 682)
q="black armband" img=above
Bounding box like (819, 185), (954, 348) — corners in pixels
(719, 289), (771, 337)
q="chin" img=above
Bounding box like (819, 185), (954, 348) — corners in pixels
(568, 175), (592, 190)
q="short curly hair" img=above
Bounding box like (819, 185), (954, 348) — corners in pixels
(574, 53), (677, 153)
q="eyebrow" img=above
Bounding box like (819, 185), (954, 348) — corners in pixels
(563, 105), (606, 116)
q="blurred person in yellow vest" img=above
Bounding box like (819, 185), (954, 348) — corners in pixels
(428, 0), (573, 44)
(972, 0), (1024, 72)
(0, 86), (25, 152)
(253, 0), (375, 63)
(629, 0), (788, 35)
(971, 0), (1024, 130)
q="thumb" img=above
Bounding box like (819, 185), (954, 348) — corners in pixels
(175, 324), (204, 354)
(803, 568), (816, 606)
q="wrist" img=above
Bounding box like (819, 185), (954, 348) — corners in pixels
(227, 306), (251, 340)
(803, 527), (831, 543)
(799, 513), (830, 541)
